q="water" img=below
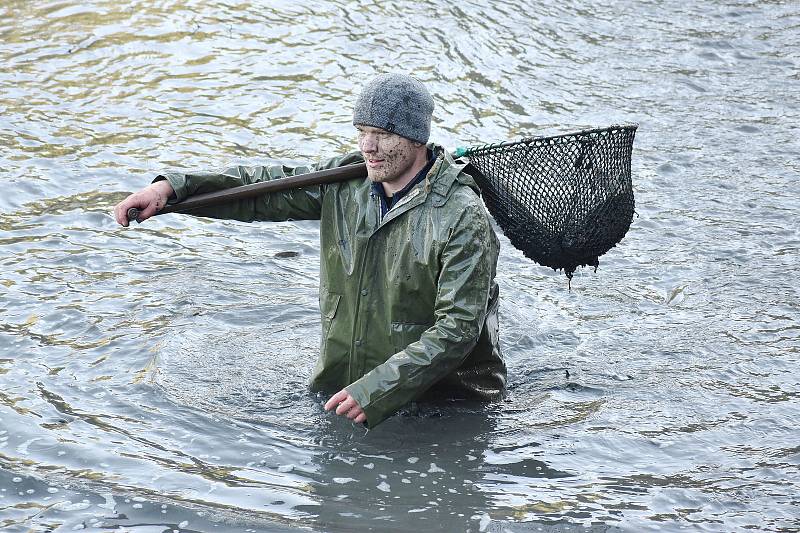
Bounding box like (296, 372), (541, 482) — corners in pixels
(1, 1), (798, 531)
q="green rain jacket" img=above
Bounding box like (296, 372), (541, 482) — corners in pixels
(158, 144), (506, 427)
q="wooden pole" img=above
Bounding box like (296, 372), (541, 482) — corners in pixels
(127, 162), (367, 222)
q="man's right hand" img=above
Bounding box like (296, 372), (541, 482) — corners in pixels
(114, 180), (175, 227)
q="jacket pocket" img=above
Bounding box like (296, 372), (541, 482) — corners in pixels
(390, 322), (431, 354)
(321, 293), (342, 340)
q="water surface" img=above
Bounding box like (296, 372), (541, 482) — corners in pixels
(1, 1), (798, 531)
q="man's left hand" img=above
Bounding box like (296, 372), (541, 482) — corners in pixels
(324, 389), (367, 424)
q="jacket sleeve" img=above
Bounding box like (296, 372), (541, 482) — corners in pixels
(156, 151), (364, 222)
(345, 202), (499, 427)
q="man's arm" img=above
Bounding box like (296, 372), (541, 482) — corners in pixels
(342, 202), (499, 427)
(113, 152), (364, 225)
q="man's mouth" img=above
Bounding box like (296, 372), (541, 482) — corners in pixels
(367, 158), (385, 168)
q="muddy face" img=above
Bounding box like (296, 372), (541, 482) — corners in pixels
(357, 125), (420, 185)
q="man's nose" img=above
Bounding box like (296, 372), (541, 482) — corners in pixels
(360, 134), (377, 153)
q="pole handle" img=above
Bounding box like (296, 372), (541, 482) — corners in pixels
(127, 207), (141, 223)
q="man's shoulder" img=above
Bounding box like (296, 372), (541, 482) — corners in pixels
(432, 159), (485, 210)
(314, 151), (368, 197)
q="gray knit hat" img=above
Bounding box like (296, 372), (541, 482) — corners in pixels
(352, 73), (434, 144)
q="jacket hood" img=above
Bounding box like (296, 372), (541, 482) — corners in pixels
(426, 143), (481, 206)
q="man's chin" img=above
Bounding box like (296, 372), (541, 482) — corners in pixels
(367, 170), (389, 183)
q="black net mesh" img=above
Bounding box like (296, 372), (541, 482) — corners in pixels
(464, 124), (637, 280)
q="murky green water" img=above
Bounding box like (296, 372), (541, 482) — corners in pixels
(1, 1), (798, 531)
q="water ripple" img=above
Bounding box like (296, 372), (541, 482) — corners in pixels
(1, 0), (799, 531)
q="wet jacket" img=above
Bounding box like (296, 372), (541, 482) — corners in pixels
(159, 144), (506, 427)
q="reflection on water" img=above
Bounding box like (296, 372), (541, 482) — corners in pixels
(1, 0), (799, 531)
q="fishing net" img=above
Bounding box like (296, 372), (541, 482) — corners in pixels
(461, 124), (638, 280)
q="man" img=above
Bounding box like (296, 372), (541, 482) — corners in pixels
(114, 73), (506, 427)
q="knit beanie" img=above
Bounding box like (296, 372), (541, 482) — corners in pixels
(352, 73), (434, 144)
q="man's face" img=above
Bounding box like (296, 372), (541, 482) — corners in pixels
(357, 125), (420, 183)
